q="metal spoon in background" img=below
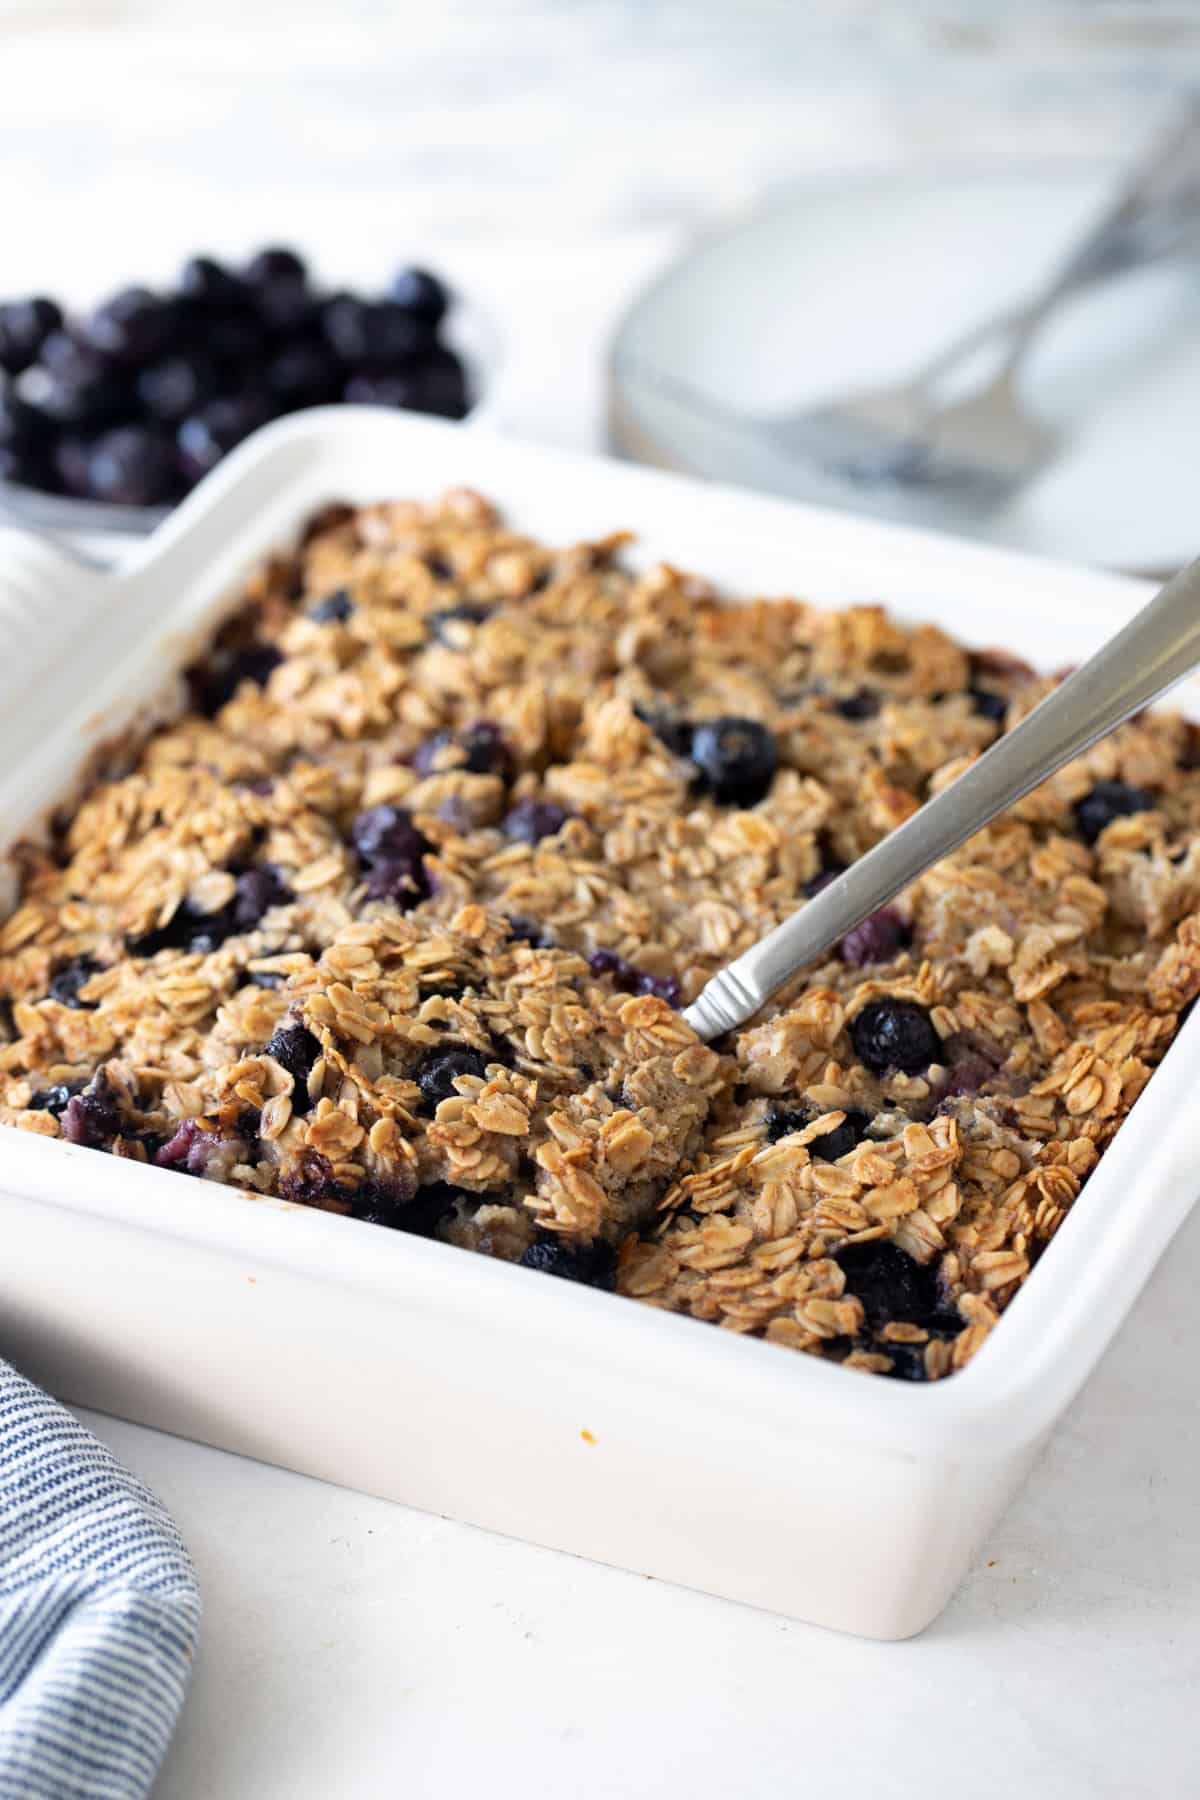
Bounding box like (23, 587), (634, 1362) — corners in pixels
(683, 555), (1200, 1042)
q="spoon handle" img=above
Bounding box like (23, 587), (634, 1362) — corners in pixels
(683, 555), (1200, 1042)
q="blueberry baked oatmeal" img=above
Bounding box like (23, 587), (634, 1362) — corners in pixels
(4, 489), (1200, 1381)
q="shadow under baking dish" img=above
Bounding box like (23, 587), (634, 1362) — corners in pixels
(0, 407), (1195, 1639)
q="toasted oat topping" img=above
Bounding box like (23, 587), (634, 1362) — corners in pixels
(3, 489), (1199, 1382)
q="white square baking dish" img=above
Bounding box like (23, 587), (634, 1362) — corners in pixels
(0, 407), (1194, 1641)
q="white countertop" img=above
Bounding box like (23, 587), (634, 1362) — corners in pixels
(4, 4), (1200, 1794)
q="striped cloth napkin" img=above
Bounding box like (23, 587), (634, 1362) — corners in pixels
(0, 1359), (200, 1799)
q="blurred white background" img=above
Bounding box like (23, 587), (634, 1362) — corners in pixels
(3, 0), (1198, 446)
(3, 6), (1200, 1798)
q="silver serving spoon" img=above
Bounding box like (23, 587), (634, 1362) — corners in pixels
(683, 556), (1200, 1042)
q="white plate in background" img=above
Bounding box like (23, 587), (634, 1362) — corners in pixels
(609, 163), (1200, 573)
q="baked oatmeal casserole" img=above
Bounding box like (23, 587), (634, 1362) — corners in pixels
(4, 488), (1200, 1383)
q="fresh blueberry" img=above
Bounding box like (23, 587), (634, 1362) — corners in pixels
(834, 689), (879, 721)
(390, 266), (450, 325)
(969, 686), (1008, 724)
(0, 439), (52, 491)
(690, 717), (778, 806)
(309, 588), (354, 623)
(86, 426), (178, 506)
(264, 339), (341, 408)
(232, 865), (290, 930)
(244, 246), (308, 286)
(502, 798), (569, 844)
(429, 602), (491, 642)
(839, 905), (910, 968)
(416, 1046), (491, 1110)
(85, 286), (178, 364)
(765, 1103), (871, 1160)
(1074, 780), (1155, 847)
(28, 1081), (84, 1118)
(48, 436), (92, 497)
(48, 956), (101, 1009)
(176, 394), (272, 483)
(322, 295), (433, 366)
(190, 302), (268, 365)
(265, 1021), (321, 1112)
(398, 348), (469, 419)
(0, 296), (63, 374)
(178, 255), (248, 305)
(835, 1239), (941, 1328)
(0, 385), (51, 452)
(850, 998), (943, 1075)
(27, 334), (126, 426)
(519, 1238), (617, 1290)
(136, 351), (218, 422)
(253, 276), (317, 336)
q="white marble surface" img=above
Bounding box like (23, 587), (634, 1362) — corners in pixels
(3, 4), (1200, 1795)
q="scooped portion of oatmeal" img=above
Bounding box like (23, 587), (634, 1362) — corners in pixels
(3, 488), (1199, 1381)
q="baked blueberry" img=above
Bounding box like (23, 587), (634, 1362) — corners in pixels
(0, 296), (63, 374)
(48, 956), (101, 1009)
(839, 905), (910, 968)
(309, 588), (354, 623)
(413, 720), (512, 780)
(765, 1103), (871, 1160)
(502, 798), (569, 844)
(28, 1081), (84, 1118)
(834, 689), (879, 720)
(968, 686), (1008, 724)
(356, 1180), (459, 1236)
(804, 858), (846, 898)
(192, 641), (283, 715)
(519, 1238), (617, 1290)
(416, 1046), (491, 1110)
(265, 1021), (321, 1112)
(136, 352), (218, 423)
(351, 805), (431, 908)
(429, 602), (491, 643)
(232, 865), (290, 930)
(883, 1343), (930, 1382)
(86, 426), (177, 506)
(390, 266), (450, 325)
(85, 287), (177, 364)
(835, 1239), (941, 1328)
(634, 707), (695, 758)
(850, 998), (942, 1075)
(690, 717), (778, 806)
(1074, 780), (1155, 847)
(59, 1069), (123, 1148)
(587, 948), (682, 1008)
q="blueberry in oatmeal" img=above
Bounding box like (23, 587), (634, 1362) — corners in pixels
(502, 798), (569, 844)
(1074, 779), (1156, 846)
(5, 487), (1200, 1386)
(850, 999), (943, 1075)
(416, 1047), (492, 1111)
(689, 717), (777, 806)
(520, 1239), (618, 1290)
(48, 957), (101, 1009)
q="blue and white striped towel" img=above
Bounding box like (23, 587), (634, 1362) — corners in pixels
(0, 1360), (200, 1799)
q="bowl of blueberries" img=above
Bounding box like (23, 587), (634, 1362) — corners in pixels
(0, 246), (491, 539)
